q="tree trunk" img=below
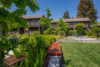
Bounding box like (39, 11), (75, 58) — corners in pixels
(0, 49), (5, 67)
(81, 32), (82, 45)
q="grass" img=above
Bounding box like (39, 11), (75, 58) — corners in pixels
(60, 42), (100, 67)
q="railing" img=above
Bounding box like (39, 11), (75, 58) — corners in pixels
(28, 22), (40, 27)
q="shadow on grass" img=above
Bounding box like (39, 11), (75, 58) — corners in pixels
(60, 44), (72, 67)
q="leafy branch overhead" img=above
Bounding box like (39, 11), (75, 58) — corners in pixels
(0, 0), (39, 37)
(0, 0), (39, 67)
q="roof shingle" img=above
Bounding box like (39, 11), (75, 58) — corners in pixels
(52, 18), (91, 23)
(22, 15), (44, 19)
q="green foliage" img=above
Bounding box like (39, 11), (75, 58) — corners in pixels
(55, 19), (69, 36)
(75, 23), (84, 35)
(77, 0), (98, 22)
(0, 36), (19, 67)
(0, 0), (39, 37)
(91, 23), (100, 38)
(39, 8), (53, 29)
(88, 30), (94, 37)
(13, 49), (22, 58)
(82, 30), (87, 35)
(68, 30), (77, 36)
(0, 0), (39, 12)
(0, 36), (19, 53)
(43, 28), (55, 35)
(32, 31), (40, 36)
(12, 34), (56, 67)
(0, 0), (39, 66)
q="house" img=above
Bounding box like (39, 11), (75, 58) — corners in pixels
(51, 18), (91, 30)
(9, 15), (44, 34)
(22, 15), (45, 34)
(9, 15), (91, 34)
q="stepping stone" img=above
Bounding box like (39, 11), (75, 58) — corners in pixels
(48, 56), (61, 67)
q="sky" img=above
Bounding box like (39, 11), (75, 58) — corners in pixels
(10, 0), (100, 22)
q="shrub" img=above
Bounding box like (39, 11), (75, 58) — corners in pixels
(82, 30), (87, 35)
(13, 34), (57, 67)
(32, 31), (40, 36)
(75, 23), (84, 35)
(58, 31), (66, 36)
(43, 28), (54, 35)
(89, 35), (97, 38)
(68, 30), (77, 36)
(88, 30), (94, 37)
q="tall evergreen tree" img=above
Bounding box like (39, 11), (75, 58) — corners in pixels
(63, 10), (70, 19)
(77, 0), (98, 23)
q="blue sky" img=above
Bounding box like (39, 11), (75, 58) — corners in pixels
(10, 0), (100, 22)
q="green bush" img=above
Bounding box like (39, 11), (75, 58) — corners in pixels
(88, 30), (94, 37)
(82, 30), (87, 35)
(13, 34), (56, 67)
(68, 30), (77, 36)
(32, 31), (40, 36)
(43, 28), (54, 35)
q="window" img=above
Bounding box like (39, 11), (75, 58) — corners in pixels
(31, 20), (40, 22)
(68, 22), (72, 25)
(74, 22), (78, 24)
(28, 20), (40, 22)
(51, 23), (56, 26)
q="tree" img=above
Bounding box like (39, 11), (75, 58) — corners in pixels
(39, 8), (53, 30)
(56, 18), (69, 36)
(43, 28), (54, 35)
(77, 0), (98, 23)
(75, 23), (84, 35)
(63, 10), (70, 19)
(91, 23), (100, 38)
(0, 0), (39, 66)
(75, 23), (84, 43)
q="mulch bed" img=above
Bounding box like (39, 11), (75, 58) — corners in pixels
(4, 55), (24, 67)
(43, 42), (62, 67)
(47, 42), (62, 56)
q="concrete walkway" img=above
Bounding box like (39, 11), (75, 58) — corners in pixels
(48, 56), (61, 67)
(57, 36), (100, 43)
(47, 42), (62, 67)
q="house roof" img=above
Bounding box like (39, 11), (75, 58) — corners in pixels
(52, 18), (91, 23)
(22, 15), (44, 19)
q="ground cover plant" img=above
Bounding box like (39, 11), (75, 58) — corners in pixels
(61, 42), (100, 67)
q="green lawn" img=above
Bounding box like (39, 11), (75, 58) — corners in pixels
(60, 42), (100, 67)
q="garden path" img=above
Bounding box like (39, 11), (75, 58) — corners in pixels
(57, 36), (100, 43)
(47, 42), (62, 67)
